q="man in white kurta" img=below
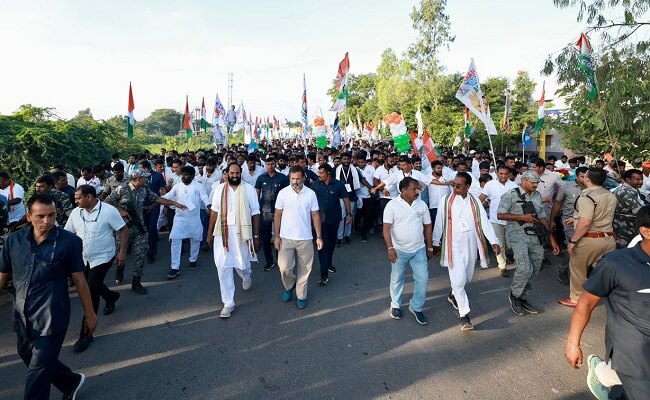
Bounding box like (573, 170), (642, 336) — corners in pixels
(208, 163), (260, 319)
(433, 172), (500, 332)
(162, 166), (210, 279)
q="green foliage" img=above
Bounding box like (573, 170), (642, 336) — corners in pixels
(407, 0), (455, 78)
(139, 108), (183, 136)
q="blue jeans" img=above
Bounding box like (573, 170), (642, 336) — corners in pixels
(389, 247), (429, 312)
(337, 201), (357, 239)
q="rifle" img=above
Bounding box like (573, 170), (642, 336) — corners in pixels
(514, 188), (550, 246)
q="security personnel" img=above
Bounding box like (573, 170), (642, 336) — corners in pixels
(497, 171), (560, 316)
(104, 170), (185, 294)
(558, 168), (617, 307)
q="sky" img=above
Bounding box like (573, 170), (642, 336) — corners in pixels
(0, 0), (589, 123)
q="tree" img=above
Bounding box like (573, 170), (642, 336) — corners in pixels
(407, 0), (455, 79)
(139, 108), (183, 136)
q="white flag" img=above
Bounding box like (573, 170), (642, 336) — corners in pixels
(415, 105), (423, 138)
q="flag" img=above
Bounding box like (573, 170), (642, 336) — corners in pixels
(411, 131), (440, 170)
(183, 95), (193, 139)
(213, 94), (226, 145)
(415, 105), (423, 138)
(233, 101), (247, 132)
(502, 90), (511, 133)
(576, 33), (598, 101)
(301, 73), (308, 140)
(485, 103), (498, 136)
(330, 52), (350, 112)
(522, 126), (532, 148)
(273, 115), (279, 130)
(127, 82), (134, 138)
(534, 82), (545, 132)
(332, 113), (342, 148)
(455, 58), (487, 123)
(464, 107), (471, 138)
(356, 110), (363, 135)
(200, 97), (207, 131)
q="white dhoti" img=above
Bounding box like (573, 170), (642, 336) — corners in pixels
(169, 212), (203, 270)
(448, 231), (478, 318)
(214, 227), (252, 307)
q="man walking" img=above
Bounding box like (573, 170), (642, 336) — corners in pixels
(207, 163), (260, 318)
(434, 172), (501, 331)
(613, 169), (646, 248)
(0, 193), (96, 400)
(274, 166), (323, 309)
(383, 177), (433, 325)
(311, 163), (351, 286)
(64, 185), (127, 352)
(558, 168), (617, 307)
(498, 171), (559, 316)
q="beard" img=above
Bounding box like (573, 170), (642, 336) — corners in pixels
(291, 182), (303, 191)
(228, 177), (241, 186)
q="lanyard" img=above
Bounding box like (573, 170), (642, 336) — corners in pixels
(81, 201), (102, 223)
(341, 167), (351, 183)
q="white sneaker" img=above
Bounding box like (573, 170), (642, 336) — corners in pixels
(242, 277), (252, 291)
(220, 306), (234, 319)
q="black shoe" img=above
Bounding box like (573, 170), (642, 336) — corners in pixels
(318, 277), (329, 286)
(520, 299), (539, 314)
(147, 254), (155, 264)
(460, 315), (474, 331)
(103, 292), (120, 315)
(447, 292), (459, 310)
(72, 335), (93, 353)
(361, 236), (368, 243)
(343, 236), (351, 245)
(335, 239), (343, 247)
(506, 256), (515, 264)
(188, 261), (198, 270)
(62, 373), (85, 400)
(500, 268), (510, 277)
(328, 266), (337, 273)
(167, 268), (181, 280)
(509, 292), (525, 316)
(390, 307), (402, 320)
(557, 266), (569, 286)
(409, 306), (428, 325)
(262, 263), (275, 271)
(131, 277), (148, 295)
(115, 267), (124, 285)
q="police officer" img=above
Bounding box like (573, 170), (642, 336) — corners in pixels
(497, 170), (560, 316)
(104, 170), (186, 294)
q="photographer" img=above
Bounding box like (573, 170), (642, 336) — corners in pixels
(498, 171), (559, 316)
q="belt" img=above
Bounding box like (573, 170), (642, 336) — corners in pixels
(582, 232), (614, 238)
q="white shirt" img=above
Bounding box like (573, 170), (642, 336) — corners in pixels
(554, 160), (570, 169)
(0, 182), (25, 223)
(383, 196), (431, 253)
(481, 179), (518, 224)
(242, 165), (265, 186)
(111, 159), (128, 170)
(275, 185), (319, 240)
(468, 178), (483, 198)
(356, 165), (375, 199)
(537, 169), (562, 202)
(373, 165), (399, 199)
(64, 202), (126, 268)
(65, 173), (76, 188)
(209, 181), (259, 230)
(427, 174), (452, 209)
(277, 166), (290, 176)
(77, 176), (101, 193)
(382, 169), (433, 195)
(641, 172), (650, 197)
(164, 180), (212, 240)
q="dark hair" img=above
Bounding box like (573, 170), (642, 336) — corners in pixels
(497, 165), (510, 173)
(635, 205), (650, 232)
(586, 167), (607, 186)
(26, 193), (55, 212)
(172, 159), (182, 166)
(75, 184), (97, 198)
(575, 166), (589, 176)
(594, 159), (605, 165)
(139, 160), (152, 170)
(112, 162), (125, 172)
(289, 165), (304, 177)
(479, 174), (493, 184)
(398, 155), (412, 164)
(341, 152), (352, 159)
(532, 158), (546, 168)
(411, 156), (422, 163)
(226, 162), (241, 173)
(180, 166), (196, 177)
(399, 176), (419, 192)
(247, 154), (258, 163)
(112, 152), (120, 159)
(81, 166), (92, 173)
(455, 171), (473, 186)
(479, 161), (490, 170)
(431, 160), (443, 168)
(505, 155), (515, 162)
(36, 174), (55, 187)
(318, 163), (333, 174)
(51, 171), (67, 182)
(623, 169), (642, 181)
(92, 165), (103, 174)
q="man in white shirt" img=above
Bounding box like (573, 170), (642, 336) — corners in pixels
(0, 172), (25, 228)
(274, 166), (323, 310)
(641, 160), (650, 198)
(242, 154), (265, 186)
(434, 172), (501, 331)
(531, 158), (562, 221)
(162, 166), (211, 280)
(208, 163), (260, 319)
(64, 185), (128, 352)
(373, 154), (399, 221)
(554, 155), (570, 169)
(76, 167), (101, 194)
(383, 177), (433, 326)
(479, 165), (518, 277)
(427, 160), (453, 225)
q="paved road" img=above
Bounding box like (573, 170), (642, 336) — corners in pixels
(0, 231), (604, 399)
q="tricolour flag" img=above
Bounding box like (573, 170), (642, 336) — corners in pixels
(127, 82), (134, 138)
(534, 81), (545, 132)
(576, 33), (598, 101)
(302, 73), (308, 140)
(330, 52), (350, 112)
(183, 95), (193, 139)
(415, 105), (423, 138)
(200, 97), (207, 131)
(332, 113), (342, 148)
(412, 131), (440, 171)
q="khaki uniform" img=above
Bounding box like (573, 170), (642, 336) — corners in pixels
(569, 186), (617, 301)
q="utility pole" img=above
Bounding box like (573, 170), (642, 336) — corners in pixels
(227, 72), (233, 110)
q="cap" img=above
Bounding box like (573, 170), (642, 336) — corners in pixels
(469, 150), (476, 154)
(521, 170), (541, 182)
(130, 169), (151, 179)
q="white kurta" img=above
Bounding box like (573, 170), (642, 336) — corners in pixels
(162, 180), (209, 240)
(210, 182), (260, 270)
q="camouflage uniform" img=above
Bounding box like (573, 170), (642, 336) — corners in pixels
(101, 176), (127, 198)
(49, 188), (74, 227)
(497, 186), (546, 299)
(105, 182), (159, 278)
(612, 183), (644, 248)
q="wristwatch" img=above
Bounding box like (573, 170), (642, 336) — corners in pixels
(253, 235), (259, 239)
(569, 239), (577, 244)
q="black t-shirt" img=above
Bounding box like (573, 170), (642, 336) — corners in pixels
(583, 243), (650, 378)
(310, 179), (349, 225)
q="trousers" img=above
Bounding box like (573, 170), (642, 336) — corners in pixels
(143, 205), (160, 257)
(79, 259), (117, 337)
(259, 219), (275, 266)
(318, 222), (339, 279)
(115, 226), (148, 277)
(216, 265), (251, 308)
(359, 197), (375, 238)
(569, 236), (615, 301)
(278, 238), (314, 300)
(508, 232), (544, 299)
(390, 247), (429, 312)
(337, 200), (357, 239)
(491, 223), (509, 270)
(170, 238), (200, 269)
